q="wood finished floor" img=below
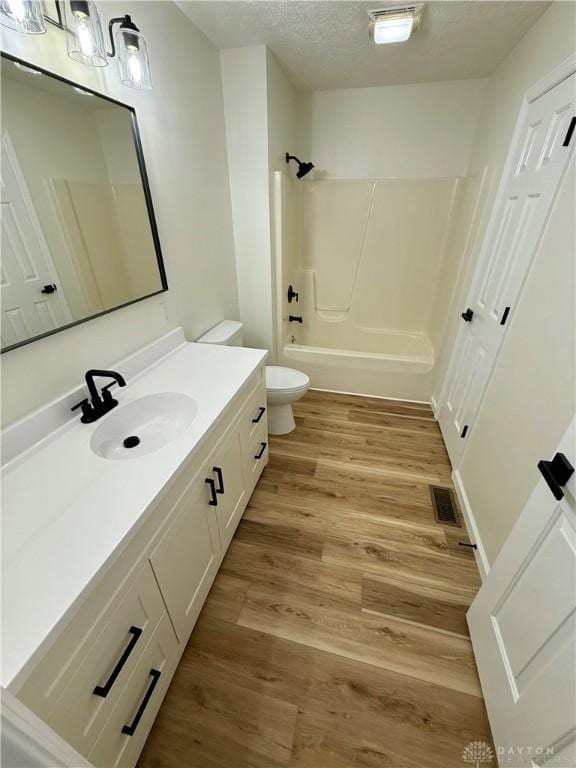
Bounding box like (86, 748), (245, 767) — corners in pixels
(139, 391), (493, 768)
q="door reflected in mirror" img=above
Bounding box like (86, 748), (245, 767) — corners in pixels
(0, 54), (167, 352)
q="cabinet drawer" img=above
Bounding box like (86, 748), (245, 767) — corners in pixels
(43, 563), (164, 756)
(89, 612), (178, 768)
(240, 376), (267, 446)
(245, 423), (268, 495)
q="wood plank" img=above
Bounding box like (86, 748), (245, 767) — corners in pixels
(234, 519), (324, 561)
(238, 582), (483, 697)
(323, 534), (481, 598)
(198, 573), (250, 624)
(220, 539), (362, 608)
(362, 574), (471, 636)
(138, 665), (297, 768)
(183, 619), (491, 766)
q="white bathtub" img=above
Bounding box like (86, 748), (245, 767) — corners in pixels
(284, 328), (434, 373)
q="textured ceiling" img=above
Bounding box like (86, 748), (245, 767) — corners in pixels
(178, 0), (550, 91)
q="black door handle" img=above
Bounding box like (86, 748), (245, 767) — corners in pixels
(93, 626), (143, 698)
(287, 285), (299, 303)
(121, 669), (161, 736)
(289, 315), (303, 323)
(205, 478), (218, 506)
(252, 406), (266, 424)
(461, 308), (474, 322)
(254, 442), (267, 460)
(538, 453), (574, 500)
(41, 283), (57, 294)
(213, 466), (225, 494)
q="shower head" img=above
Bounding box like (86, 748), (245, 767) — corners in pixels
(285, 152), (315, 179)
(296, 161), (315, 178)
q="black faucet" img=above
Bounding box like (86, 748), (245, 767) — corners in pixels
(71, 369), (126, 423)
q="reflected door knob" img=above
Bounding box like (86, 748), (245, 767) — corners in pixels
(41, 283), (57, 294)
(461, 308), (474, 322)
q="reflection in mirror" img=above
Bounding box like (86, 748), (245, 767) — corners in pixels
(0, 54), (167, 352)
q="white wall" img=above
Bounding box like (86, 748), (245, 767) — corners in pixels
(220, 45), (272, 353)
(1, 0), (239, 426)
(298, 79), (487, 179)
(438, 1), (576, 564)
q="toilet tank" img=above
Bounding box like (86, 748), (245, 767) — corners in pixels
(196, 320), (244, 346)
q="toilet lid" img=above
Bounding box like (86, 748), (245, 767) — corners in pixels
(266, 366), (310, 391)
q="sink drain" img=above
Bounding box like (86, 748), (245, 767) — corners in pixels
(123, 435), (141, 449)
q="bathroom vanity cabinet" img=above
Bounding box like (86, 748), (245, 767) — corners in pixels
(10, 360), (268, 768)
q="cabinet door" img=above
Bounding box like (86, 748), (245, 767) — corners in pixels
(207, 427), (246, 550)
(149, 471), (220, 643)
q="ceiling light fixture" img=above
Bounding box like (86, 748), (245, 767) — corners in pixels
(0, 0), (46, 34)
(368, 4), (424, 45)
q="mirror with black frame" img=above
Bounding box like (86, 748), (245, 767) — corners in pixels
(0, 53), (167, 353)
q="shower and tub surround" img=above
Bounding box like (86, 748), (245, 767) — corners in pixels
(274, 171), (478, 400)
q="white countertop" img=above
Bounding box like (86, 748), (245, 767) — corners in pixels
(1, 340), (267, 689)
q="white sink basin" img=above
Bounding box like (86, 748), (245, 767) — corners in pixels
(90, 392), (197, 460)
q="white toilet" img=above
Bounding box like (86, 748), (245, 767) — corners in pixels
(196, 321), (310, 435)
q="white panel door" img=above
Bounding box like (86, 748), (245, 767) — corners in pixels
(1, 134), (71, 347)
(467, 420), (575, 767)
(438, 74), (575, 464)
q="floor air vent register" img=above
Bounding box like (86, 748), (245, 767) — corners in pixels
(429, 485), (460, 527)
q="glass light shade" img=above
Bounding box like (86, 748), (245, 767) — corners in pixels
(0, 0), (46, 34)
(373, 15), (414, 44)
(116, 26), (152, 90)
(63, 0), (107, 67)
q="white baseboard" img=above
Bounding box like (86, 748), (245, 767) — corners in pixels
(430, 395), (438, 418)
(452, 469), (490, 581)
(309, 387), (430, 405)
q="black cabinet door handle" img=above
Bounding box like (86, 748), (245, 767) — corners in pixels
(252, 406), (266, 424)
(461, 308), (474, 322)
(538, 453), (574, 500)
(254, 442), (267, 460)
(213, 466), (225, 495)
(121, 669), (161, 736)
(205, 478), (218, 506)
(93, 626), (143, 698)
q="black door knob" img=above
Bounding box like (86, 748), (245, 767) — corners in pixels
(461, 308), (474, 322)
(41, 284), (57, 294)
(538, 453), (574, 500)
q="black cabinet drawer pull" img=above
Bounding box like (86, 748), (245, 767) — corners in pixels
(93, 626), (143, 698)
(254, 442), (267, 460)
(205, 478), (218, 506)
(538, 453), (574, 500)
(121, 668), (161, 736)
(213, 466), (225, 494)
(252, 406), (266, 424)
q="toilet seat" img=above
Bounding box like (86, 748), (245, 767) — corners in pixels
(266, 366), (310, 393)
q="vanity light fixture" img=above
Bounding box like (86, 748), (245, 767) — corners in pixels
(63, 0), (106, 66)
(368, 4), (424, 45)
(0, 0), (46, 34)
(62, 0), (152, 89)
